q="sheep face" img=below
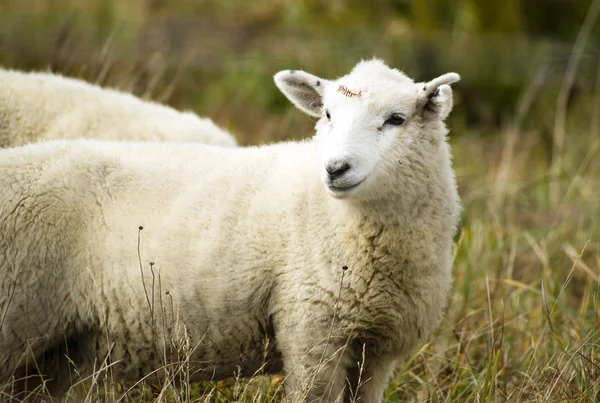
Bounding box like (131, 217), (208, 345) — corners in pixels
(274, 59), (460, 201)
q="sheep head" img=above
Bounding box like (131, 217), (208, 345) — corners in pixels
(274, 59), (460, 201)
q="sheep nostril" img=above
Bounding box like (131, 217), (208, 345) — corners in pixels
(326, 162), (351, 179)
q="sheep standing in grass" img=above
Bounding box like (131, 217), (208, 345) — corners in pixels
(0, 67), (237, 147)
(0, 59), (460, 402)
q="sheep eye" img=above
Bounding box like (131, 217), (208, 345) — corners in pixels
(385, 114), (405, 126)
(325, 110), (331, 120)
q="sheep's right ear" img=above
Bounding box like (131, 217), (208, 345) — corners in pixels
(274, 70), (330, 117)
(416, 73), (460, 121)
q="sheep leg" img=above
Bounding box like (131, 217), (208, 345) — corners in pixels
(344, 356), (396, 403)
(281, 341), (352, 403)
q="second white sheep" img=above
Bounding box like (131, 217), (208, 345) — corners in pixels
(0, 67), (237, 147)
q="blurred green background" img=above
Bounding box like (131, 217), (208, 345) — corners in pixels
(1, 0), (598, 146)
(1, 1), (599, 401)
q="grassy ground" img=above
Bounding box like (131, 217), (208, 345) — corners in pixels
(0, 1), (599, 401)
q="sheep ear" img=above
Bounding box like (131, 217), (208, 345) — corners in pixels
(417, 72), (460, 121)
(274, 70), (329, 117)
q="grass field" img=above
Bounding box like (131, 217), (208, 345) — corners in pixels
(0, 0), (599, 401)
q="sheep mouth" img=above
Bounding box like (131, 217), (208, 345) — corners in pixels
(327, 178), (365, 196)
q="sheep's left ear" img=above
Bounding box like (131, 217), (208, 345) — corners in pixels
(416, 73), (460, 121)
(274, 69), (330, 117)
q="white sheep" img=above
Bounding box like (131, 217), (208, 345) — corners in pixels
(0, 59), (460, 402)
(0, 67), (237, 147)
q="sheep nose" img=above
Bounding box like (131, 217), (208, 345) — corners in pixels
(325, 160), (351, 180)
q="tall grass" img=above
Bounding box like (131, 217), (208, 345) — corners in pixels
(0, 0), (598, 401)
(397, 129), (600, 402)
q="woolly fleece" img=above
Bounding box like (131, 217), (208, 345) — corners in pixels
(0, 59), (460, 403)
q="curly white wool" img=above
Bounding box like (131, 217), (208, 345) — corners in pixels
(0, 59), (460, 403)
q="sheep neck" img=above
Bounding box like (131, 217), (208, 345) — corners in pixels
(307, 140), (456, 280)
